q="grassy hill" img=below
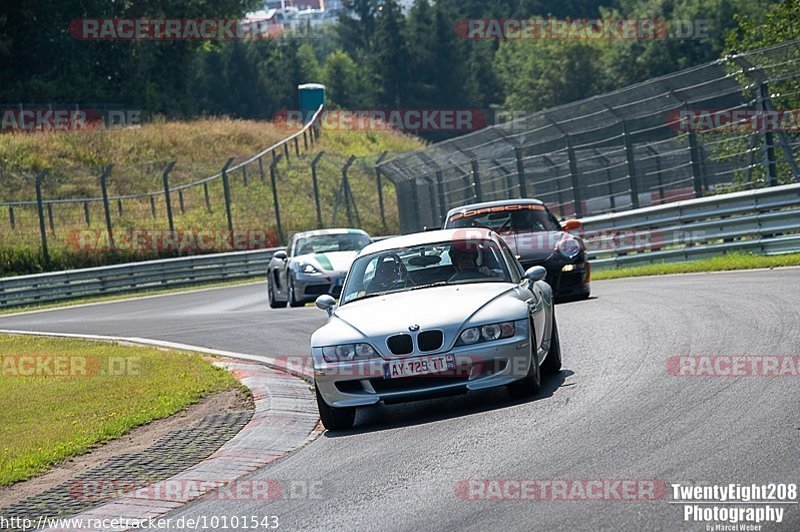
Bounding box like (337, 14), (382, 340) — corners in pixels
(0, 120), (424, 275)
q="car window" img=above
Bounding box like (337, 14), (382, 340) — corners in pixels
(341, 239), (512, 305)
(294, 233), (370, 256)
(500, 240), (523, 282)
(447, 204), (560, 232)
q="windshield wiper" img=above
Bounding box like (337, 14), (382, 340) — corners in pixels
(408, 281), (449, 291)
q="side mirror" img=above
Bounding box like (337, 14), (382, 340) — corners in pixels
(562, 219), (582, 232)
(273, 249), (288, 260)
(523, 265), (547, 283)
(315, 295), (336, 317)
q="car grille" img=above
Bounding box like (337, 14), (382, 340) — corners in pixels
(387, 334), (413, 355)
(417, 330), (443, 352)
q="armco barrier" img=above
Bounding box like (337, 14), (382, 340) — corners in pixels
(0, 235), (398, 309)
(0, 248), (276, 309)
(578, 182), (800, 269)
(0, 181), (798, 308)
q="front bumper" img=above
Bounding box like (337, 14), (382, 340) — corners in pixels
(313, 334), (533, 408)
(294, 271), (347, 301)
(522, 256), (590, 300)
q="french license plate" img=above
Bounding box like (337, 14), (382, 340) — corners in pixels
(384, 354), (456, 379)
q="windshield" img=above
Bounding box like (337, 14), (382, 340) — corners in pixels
(340, 239), (512, 305)
(447, 204), (561, 233)
(293, 233), (371, 256)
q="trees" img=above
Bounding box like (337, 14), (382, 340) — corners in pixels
(1, 0), (783, 129)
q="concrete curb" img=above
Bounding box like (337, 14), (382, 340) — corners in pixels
(0, 330), (320, 532)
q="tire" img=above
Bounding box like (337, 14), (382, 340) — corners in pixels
(507, 321), (542, 399)
(541, 314), (562, 374)
(268, 275), (287, 309)
(315, 386), (355, 431)
(288, 276), (305, 307)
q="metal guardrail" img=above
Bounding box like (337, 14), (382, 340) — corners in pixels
(0, 234), (399, 309)
(0, 179), (796, 308)
(578, 182), (800, 269)
(0, 249), (276, 309)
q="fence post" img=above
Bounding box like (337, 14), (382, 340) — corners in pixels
(178, 190), (185, 213)
(514, 147), (528, 198)
(258, 157), (265, 182)
(541, 155), (565, 218)
(47, 203), (55, 234)
(117, 199), (123, 217)
(34, 169), (50, 266)
(294, 136), (300, 157)
(84, 201), (91, 225)
(418, 152), (447, 224)
(436, 170), (447, 223)
(100, 165), (115, 251)
(374, 151), (389, 232)
(242, 165), (248, 187)
(221, 157), (235, 233)
(596, 151), (616, 211)
(565, 136), (583, 218)
(269, 155), (285, 245)
(408, 179), (422, 231)
(758, 83), (779, 186)
(283, 142), (290, 163)
(621, 120), (640, 209)
(311, 151), (325, 229)
(424, 177), (438, 226)
(470, 158), (482, 202)
(645, 146), (665, 203)
(9, 206), (15, 230)
(687, 130), (705, 198)
(303, 130), (309, 151)
(161, 161), (176, 234)
(203, 182), (211, 212)
(149, 195), (156, 218)
(341, 155), (359, 226)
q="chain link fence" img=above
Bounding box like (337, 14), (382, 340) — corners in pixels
(0, 107), (400, 274)
(379, 40), (800, 233)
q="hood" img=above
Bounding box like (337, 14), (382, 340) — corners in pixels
(498, 230), (566, 263)
(330, 283), (516, 339)
(292, 250), (357, 273)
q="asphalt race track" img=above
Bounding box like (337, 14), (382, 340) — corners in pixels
(1, 268), (799, 531)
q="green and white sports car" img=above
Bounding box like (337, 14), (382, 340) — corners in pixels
(267, 228), (372, 308)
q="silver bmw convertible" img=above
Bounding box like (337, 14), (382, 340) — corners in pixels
(310, 228), (563, 430)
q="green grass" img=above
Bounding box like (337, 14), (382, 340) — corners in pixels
(592, 252), (800, 280)
(0, 334), (241, 486)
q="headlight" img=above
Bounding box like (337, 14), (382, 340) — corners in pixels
(556, 237), (581, 259)
(481, 324), (501, 341)
(459, 327), (480, 345)
(322, 343), (378, 363)
(457, 321), (516, 346)
(298, 262), (321, 274)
